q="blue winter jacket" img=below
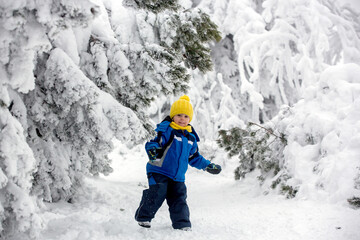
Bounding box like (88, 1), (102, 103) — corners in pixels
(145, 117), (211, 182)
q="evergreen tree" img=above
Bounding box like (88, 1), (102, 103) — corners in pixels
(217, 120), (287, 186)
(130, 0), (181, 13)
(118, 0), (220, 125)
(0, 0), (220, 237)
(82, 0), (221, 132)
(196, 0), (360, 200)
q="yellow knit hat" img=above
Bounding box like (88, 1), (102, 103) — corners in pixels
(170, 95), (193, 122)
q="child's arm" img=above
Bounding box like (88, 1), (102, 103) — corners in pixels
(188, 141), (222, 174)
(188, 141), (211, 170)
(145, 129), (172, 161)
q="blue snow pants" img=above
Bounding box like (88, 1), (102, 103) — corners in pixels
(135, 173), (191, 229)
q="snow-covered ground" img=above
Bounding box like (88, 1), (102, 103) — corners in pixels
(17, 142), (358, 240)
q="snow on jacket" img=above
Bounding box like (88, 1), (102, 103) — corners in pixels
(145, 117), (211, 182)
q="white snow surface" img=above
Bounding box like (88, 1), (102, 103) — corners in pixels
(2, 0), (360, 239)
(18, 141), (359, 240)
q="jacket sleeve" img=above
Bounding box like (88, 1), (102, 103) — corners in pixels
(188, 140), (211, 170)
(145, 135), (161, 151)
(145, 123), (172, 151)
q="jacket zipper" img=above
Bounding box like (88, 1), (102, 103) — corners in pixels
(173, 130), (186, 180)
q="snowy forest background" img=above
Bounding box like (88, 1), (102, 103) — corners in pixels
(1, 0), (360, 238)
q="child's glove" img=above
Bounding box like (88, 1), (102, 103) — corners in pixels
(146, 147), (161, 162)
(205, 163), (222, 174)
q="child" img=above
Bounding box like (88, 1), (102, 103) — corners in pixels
(135, 95), (221, 231)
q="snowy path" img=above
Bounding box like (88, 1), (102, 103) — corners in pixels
(33, 144), (360, 240)
(36, 171), (360, 240)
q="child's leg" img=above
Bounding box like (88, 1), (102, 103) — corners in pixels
(135, 173), (169, 223)
(166, 181), (191, 229)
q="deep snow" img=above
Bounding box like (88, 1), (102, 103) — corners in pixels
(18, 142), (360, 240)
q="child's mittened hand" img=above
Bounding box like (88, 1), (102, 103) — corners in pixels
(146, 147), (161, 162)
(205, 163), (222, 174)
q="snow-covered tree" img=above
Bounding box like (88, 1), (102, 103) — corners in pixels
(210, 0), (360, 203)
(0, 0), (220, 238)
(92, 0), (221, 132)
(197, 0), (360, 123)
(269, 63), (360, 203)
(217, 121), (287, 181)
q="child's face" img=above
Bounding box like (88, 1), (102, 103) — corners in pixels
(173, 114), (190, 127)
